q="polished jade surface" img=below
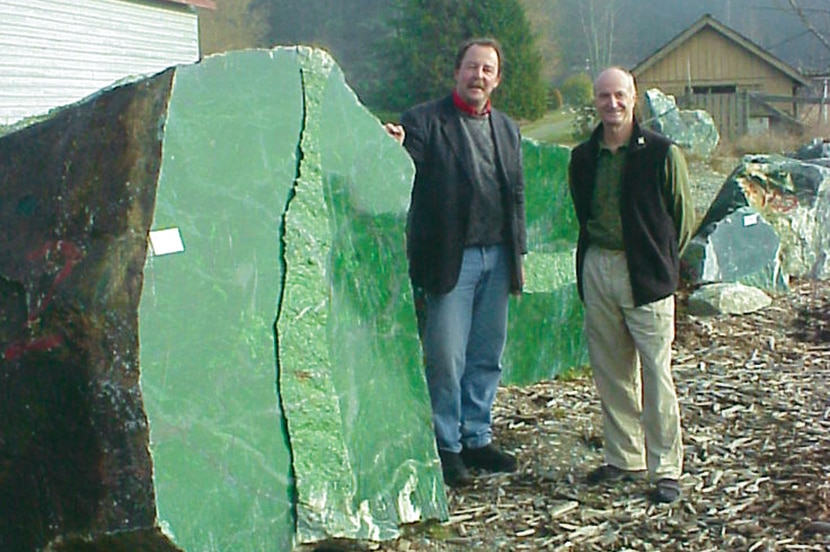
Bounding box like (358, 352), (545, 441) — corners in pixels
(138, 50), (301, 551)
(503, 139), (588, 384)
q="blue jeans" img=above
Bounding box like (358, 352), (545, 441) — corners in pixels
(422, 245), (510, 453)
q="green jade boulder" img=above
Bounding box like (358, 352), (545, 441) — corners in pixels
(0, 45), (586, 552)
(138, 46), (447, 550)
(503, 139), (588, 384)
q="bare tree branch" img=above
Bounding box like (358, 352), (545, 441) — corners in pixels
(577, 0), (616, 78)
(785, 0), (830, 52)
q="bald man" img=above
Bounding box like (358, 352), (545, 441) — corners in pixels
(567, 67), (696, 504)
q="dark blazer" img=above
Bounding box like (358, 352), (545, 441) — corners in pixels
(401, 94), (527, 295)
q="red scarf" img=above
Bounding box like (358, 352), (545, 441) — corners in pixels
(453, 89), (491, 116)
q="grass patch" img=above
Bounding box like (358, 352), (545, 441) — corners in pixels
(521, 108), (579, 145)
(716, 131), (806, 158)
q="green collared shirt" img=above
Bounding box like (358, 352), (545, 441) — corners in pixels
(586, 142), (695, 254)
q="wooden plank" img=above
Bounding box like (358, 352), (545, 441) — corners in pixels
(753, 94), (828, 105)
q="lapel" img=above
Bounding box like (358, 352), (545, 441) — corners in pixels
(439, 98), (477, 185)
(489, 110), (514, 190)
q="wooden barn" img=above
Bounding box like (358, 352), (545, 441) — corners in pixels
(0, 0), (215, 126)
(632, 14), (810, 141)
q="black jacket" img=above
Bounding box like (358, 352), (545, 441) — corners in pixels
(569, 120), (679, 306)
(401, 95), (527, 294)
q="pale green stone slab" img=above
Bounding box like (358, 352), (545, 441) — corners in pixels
(139, 46), (447, 551)
(138, 49), (301, 551)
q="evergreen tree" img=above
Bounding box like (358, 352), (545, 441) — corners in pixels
(519, 0), (561, 85)
(379, 0), (471, 113)
(473, 0), (547, 120)
(381, 0), (546, 121)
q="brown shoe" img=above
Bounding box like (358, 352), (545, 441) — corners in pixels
(438, 449), (472, 488)
(460, 442), (517, 473)
(586, 464), (647, 485)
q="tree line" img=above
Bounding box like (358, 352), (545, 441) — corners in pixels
(199, 0), (830, 123)
(200, 0), (549, 121)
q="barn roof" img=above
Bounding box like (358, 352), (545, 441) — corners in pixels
(162, 0), (216, 10)
(632, 14), (809, 87)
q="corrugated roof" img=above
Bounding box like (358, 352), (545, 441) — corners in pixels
(632, 14), (809, 87)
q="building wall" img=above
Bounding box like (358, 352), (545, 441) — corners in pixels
(635, 27), (796, 100)
(0, 0), (199, 126)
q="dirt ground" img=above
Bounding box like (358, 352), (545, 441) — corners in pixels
(374, 277), (830, 552)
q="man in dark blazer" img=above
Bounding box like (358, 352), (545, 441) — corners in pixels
(384, 37), (527, 488)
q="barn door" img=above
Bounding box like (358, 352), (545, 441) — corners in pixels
(681, 87), (749, 142)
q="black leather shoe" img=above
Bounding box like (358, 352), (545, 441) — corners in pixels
(438, 450), (472, 488)
(653, 478), (682, 503)
(586, 464), (647, 485)
(460, 442), (517, 473)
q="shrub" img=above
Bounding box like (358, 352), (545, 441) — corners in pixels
(571, 105), (596, 142)
(561, 73), (593, 107)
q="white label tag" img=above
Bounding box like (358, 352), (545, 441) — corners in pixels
(149, 227), (185, 256)
(743, 213), (759, 227)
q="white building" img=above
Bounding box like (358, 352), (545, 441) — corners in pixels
(0, 0), (215, 126)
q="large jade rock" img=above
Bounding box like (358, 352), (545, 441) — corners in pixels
(0, 43), (587, 552)
(682, 205), (787, 291)
(685, 154), (830, 285)
(141, 46), (448, 549)
(643, 88), (719, 159)
(503, 139), (587, 384)
(0, 46), (447, 552)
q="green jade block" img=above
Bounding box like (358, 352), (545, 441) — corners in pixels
(281, 48), (446, 543)
(503, 139), (588, 384)
(1, 43), (583, 552)
(138, 46), (447, 551)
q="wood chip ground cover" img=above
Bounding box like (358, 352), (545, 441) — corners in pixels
(309, 159), (828, 551)
(343, 278), (829, 552)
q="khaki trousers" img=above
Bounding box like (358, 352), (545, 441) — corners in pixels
(582, 247), (683, 479)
